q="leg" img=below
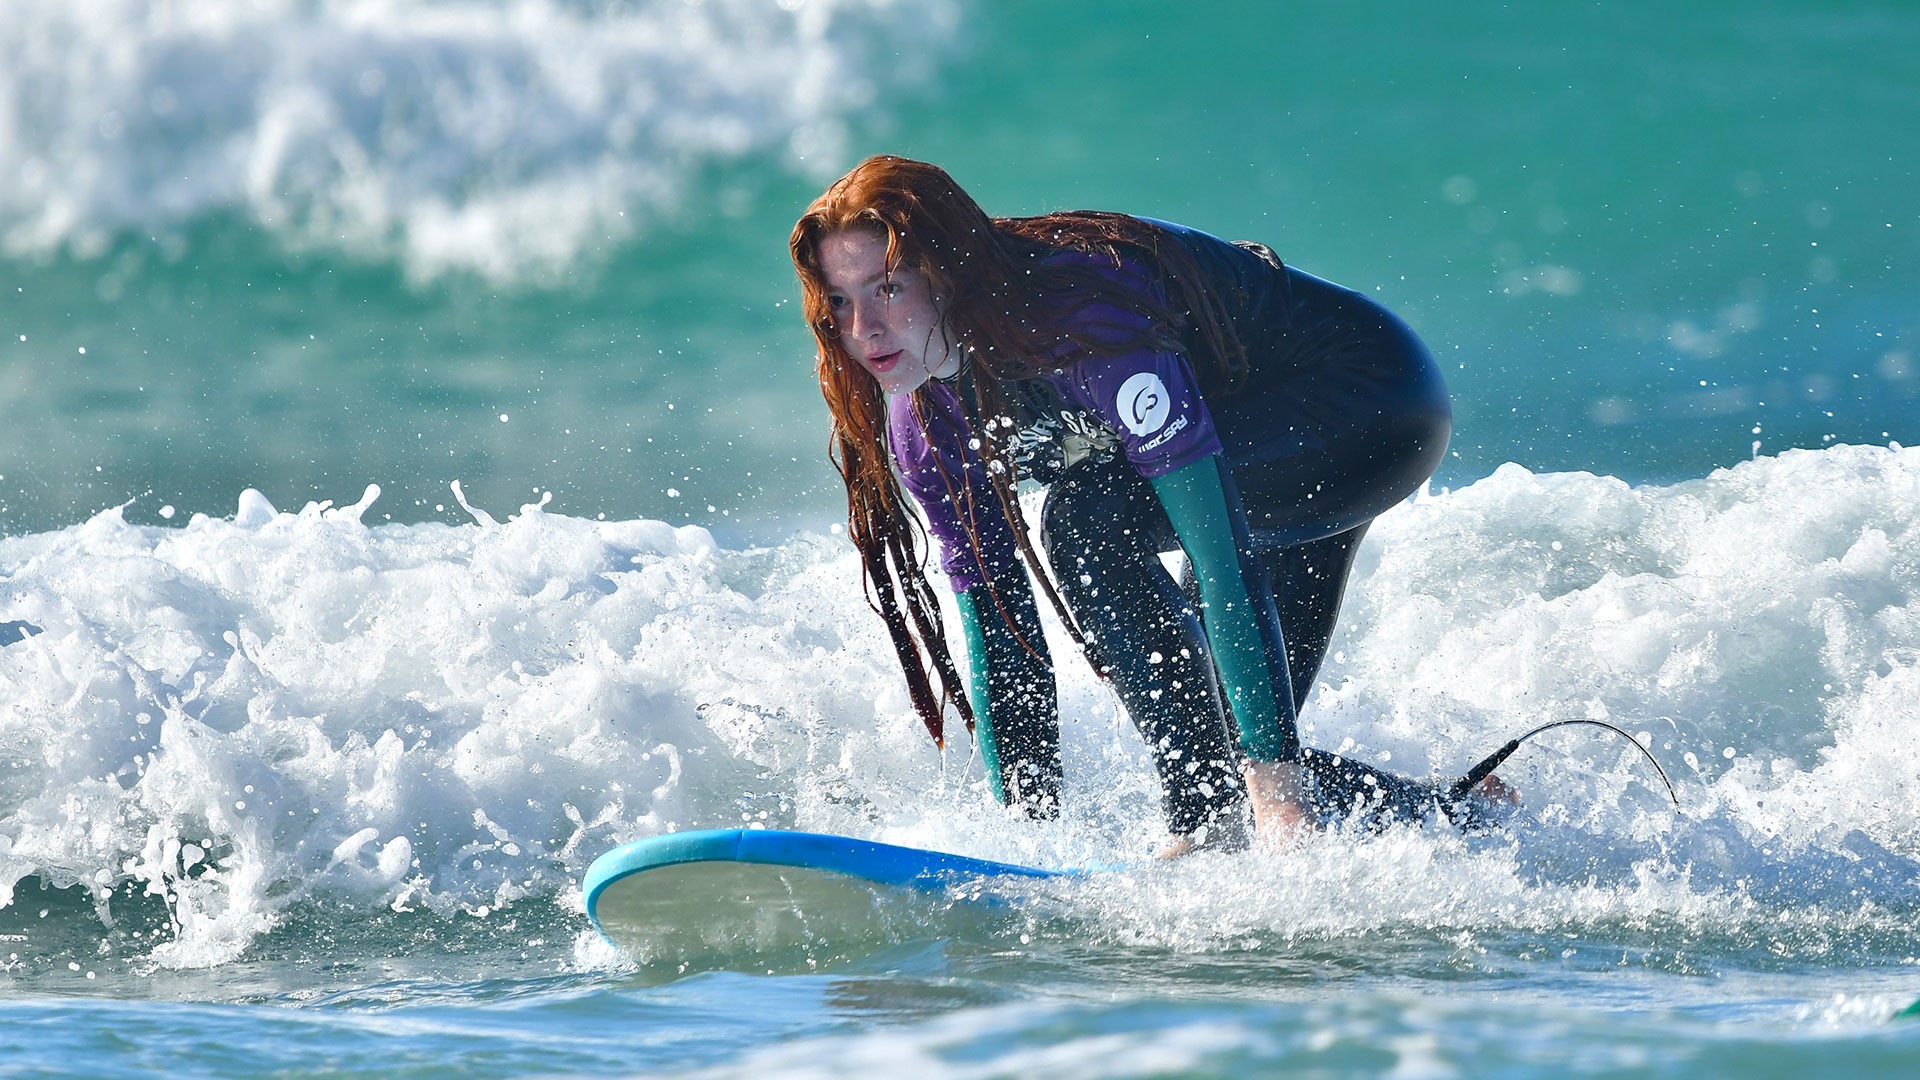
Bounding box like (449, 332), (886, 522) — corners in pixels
(1176, 468), (1369, 741)
(1299, 748), (1441, 827)
(1261, 521), (1370, 709)
(1040, 458), (1245, 840)
(1212, 264), (1452, 551)
(1180, 492), (1427, 828)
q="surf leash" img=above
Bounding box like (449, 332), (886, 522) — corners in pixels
(1445, 718), (1681, 812)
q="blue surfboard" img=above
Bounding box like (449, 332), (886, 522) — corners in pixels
(583, 829), (1067, 965)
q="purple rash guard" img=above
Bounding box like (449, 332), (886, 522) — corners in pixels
(887, 252), (1224, 592)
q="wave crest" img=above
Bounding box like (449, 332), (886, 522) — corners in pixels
(0, 0), (956, 283)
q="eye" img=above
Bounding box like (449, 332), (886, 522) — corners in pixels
(825, 293), (847, 310)
(879, 282), (903, 299)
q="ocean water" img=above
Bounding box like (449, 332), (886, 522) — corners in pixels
(2, 1), (1917, 1076)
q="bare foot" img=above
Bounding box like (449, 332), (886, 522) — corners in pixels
(1472, 771), (1520, 806)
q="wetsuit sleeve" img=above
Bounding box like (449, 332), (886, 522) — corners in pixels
(1041, 248), (1222, 478)
(1076, 349), (1224, 478)
(955, 580), (1063, 818)
(1148, 455), (1300, 763)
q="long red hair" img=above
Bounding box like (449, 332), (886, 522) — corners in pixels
(789, 155), (1250, 747)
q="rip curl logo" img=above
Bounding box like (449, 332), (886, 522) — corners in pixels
(1117, 372), (1171, 437)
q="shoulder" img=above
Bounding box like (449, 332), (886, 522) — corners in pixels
(886, 387), (933, 456)
(1059, 349), (1223, 478)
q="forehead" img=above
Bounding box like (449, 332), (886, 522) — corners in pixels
(816, 229), (893, 289)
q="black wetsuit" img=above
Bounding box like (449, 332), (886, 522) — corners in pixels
(899, 222), (1453, 837)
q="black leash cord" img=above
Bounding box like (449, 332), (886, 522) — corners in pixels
(1446, 718), (1681, 810)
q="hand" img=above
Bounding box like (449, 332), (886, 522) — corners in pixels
(1242, 758), (1313, 849)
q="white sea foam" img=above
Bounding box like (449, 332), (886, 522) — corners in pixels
(0, 444), (1916, 967)
(0, 0), (956, 283)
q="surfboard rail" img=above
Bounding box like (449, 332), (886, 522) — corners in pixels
(583, 828), (1063, 938)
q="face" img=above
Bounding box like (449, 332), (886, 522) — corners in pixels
(815, 229), (959, 397)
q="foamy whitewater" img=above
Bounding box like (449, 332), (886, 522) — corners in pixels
(3, 444), (1915, 978)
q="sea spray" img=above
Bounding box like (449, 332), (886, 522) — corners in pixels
(0, 482), (940, 967)
(1, 445), (1917, 971)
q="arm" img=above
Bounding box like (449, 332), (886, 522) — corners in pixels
(955, 578), (1062, 818)
(1148, 455), (1311, 841)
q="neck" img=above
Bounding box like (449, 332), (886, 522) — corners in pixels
(930, 347), (962, 381)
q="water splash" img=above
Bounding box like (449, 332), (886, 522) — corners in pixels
(1, 445), (1916, 968)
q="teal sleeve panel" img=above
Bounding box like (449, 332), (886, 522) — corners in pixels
(956, 578), (1063, 817)
(1149, 457), (1299, 762)
(954, 589), (1006, 803)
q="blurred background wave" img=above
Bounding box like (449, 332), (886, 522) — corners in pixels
(0, 0), (1912, 542)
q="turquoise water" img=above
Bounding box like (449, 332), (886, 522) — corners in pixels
(3, 1), (1918, 1075)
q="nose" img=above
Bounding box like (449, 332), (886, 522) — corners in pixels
(844, 295), (887, 341)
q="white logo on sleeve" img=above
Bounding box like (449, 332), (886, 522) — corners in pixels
(1117, 372), (1171, 437)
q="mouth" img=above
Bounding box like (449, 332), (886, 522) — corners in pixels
(866, 350), (903, 373)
